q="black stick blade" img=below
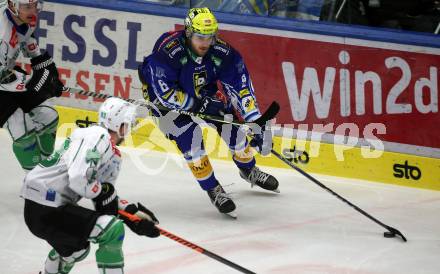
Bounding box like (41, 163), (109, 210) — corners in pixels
(385, 226), (407, 242)
(254, 101), (280, 126)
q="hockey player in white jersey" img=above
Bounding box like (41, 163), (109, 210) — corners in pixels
(0, 0), (64, 171)
(22, 97), (161, 274)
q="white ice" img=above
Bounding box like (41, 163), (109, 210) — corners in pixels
(1, 129), (439, 274)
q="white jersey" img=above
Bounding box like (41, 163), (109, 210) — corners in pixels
(21, 126), (122, 207)
(0, 7), (40, 92)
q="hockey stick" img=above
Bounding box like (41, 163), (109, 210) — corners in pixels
(63, 87), (279, 128)
(118, 210), (256, 274)
(269, 149), (407, 242)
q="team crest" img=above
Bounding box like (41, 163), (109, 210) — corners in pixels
(193, 71), (208, 98)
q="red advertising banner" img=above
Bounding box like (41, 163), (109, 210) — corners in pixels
(217, 29), (439, 150)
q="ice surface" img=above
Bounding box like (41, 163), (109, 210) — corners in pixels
(1, 130), (439, 274)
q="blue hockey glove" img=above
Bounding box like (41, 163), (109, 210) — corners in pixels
(250, 126), (264, 150)
(249, 124), (272, 156)
(193, 96), (228, 116)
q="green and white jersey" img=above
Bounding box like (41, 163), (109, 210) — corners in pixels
(0, 7), (40, 92)
(21, 126), (122, 207)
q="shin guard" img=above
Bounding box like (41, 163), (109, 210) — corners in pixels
(12, 131), (41, 170)
(36, 119), (58, 157)
(44, 247), (90, 274)
(90, 216), (125, 272)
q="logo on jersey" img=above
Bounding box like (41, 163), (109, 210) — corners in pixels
(169, 46), (182, 58)
(211, 55), (222, 67)
(239, 88), (250, 97)
(163, 39), (182, 59)
(86, 149), (101, 165)
(242, 96), (256, 112)
(216, 38), (229, 47)
(194, 56), (203, 64)
(45, 189), (56, 202)
(9, 27), (18, 48)
(91, 183), (100, 193)
(193, 70), (207, 98)
(213, 45), (228, 55)
(180, 56), (188, 65)
(172, 90), (186, 105)
(165, 39), (179, 50)
(236, 61), (245, 74)
(155, 67), (166, 78)
(214, 39), (230, 55)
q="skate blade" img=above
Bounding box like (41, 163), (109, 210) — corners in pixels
(224, 211), (238, 219)
(247, 181), (280, 194)
(257, 186), (280, 194)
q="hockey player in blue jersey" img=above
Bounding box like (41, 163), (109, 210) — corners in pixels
(138, 7), (279, 217)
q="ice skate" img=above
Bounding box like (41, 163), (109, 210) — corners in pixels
(240, 166), (280, 193)
(207, 184), (237, 218)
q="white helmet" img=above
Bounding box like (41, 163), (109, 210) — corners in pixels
(7, 0), (43, 16)
(98, 97), (137, 136)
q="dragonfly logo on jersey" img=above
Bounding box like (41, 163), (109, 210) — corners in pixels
(393, 160), (422, 180)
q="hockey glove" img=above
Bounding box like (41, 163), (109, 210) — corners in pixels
(19, 52), (64, 112)
(32, 52), (64, 96)
(122, 217), (160, 238)
(249, 124), (272, 156)
(193, 96), (228, 116)
(92, 182), (118, 215)
(27, 52), (63, 93)
(124, 202), (159, 224)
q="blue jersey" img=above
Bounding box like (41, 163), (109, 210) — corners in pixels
(139, 30), (261, 122)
